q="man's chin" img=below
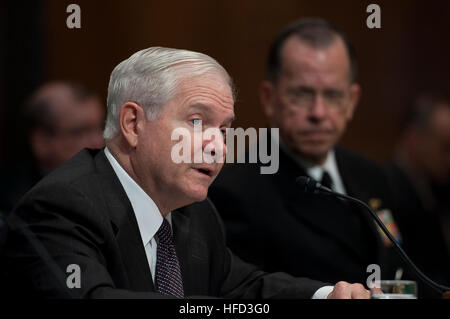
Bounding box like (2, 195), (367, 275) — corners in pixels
(185, 187), (209, 203)
(294, 145), (331, 163)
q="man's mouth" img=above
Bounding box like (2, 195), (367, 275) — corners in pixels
(299, 130), (333, 139)
(300, 129), (332, 135)
(192, 166), (214, 177)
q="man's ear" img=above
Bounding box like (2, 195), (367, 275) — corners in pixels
(260, 80), (277, 120)
(30, 128), (50, 163)
(119, 102), (146, 148)
(404, 126), (422, 154)
(346, 83), (361, 120)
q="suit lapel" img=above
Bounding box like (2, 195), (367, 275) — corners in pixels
(277, 148), (376, 261)
(94, 150), (155, 292)
(335, 148), (369, 200)
(334, 148), (384, 260)
(172, 205), (210, 296)
(285, 190), (369, 260)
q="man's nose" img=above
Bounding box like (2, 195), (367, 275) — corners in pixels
(308, 95), (327, 121)
(202, 130), (226, 158)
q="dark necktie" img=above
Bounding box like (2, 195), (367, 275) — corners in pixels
(155, 219), (184, 298)
(321, 171), (333, 189)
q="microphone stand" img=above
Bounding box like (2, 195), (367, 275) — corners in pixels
(299, 177), (450, 298)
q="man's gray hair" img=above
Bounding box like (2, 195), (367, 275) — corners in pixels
(103, 47), (235, 140)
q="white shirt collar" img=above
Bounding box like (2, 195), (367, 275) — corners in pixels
(301, 150), (345, 192)
(278, 139), (346, 194)
(104, 147), (171, 246)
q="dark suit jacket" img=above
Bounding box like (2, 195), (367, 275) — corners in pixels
(209, 146), (399, 285)
(1, 149), (326, 298)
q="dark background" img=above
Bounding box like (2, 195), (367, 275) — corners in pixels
(2, 0), (450, 165)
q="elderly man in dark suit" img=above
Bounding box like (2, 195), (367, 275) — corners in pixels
(1, 47), (368, 299)
(209, 18), (401, 287)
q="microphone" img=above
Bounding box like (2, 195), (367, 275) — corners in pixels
(296, 176), (450, 296)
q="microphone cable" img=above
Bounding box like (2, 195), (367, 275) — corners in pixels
(296, 176), (450, 295)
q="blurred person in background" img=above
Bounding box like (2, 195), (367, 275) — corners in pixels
(385, 92), (450, 297)
(0, 82), (105, 214)
(209, 18), (402, 287)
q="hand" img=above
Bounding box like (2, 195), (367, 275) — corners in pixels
(327, 281), (370, 299)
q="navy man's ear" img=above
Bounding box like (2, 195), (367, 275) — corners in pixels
(30, 128), (52, 165)
(345, 83), (361, 121)
(260, 80), (277, 121)
(119, 102), (146, 148)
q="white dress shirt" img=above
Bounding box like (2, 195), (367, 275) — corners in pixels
(104, 147), (171, 284)
(278, 138), (347, 195)
(105, 147), (333, 298)
(296, 149), (347, 195)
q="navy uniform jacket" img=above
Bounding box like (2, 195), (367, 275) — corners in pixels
(209, 146), (399, 285)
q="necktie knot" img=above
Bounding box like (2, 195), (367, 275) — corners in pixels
(156, 219), (173, 245)
(321, 171), (333, 189)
